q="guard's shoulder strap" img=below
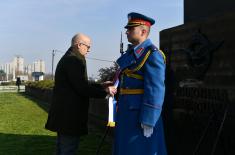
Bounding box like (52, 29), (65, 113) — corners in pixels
(149, 45), (166, 64)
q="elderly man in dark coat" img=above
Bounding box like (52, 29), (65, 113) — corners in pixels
(45, 33), (116, 155)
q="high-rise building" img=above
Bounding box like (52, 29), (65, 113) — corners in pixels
(33, 60), (45, 73)
(25, 64), (33, 75)
(4, 63), (13, 81)
(0, 62), (14, 81)
(12, 56), (24, 77)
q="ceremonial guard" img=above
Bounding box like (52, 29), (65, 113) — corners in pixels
(113, 12), (167, 155)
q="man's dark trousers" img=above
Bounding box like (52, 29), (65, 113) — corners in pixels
(56, 133), (80, 155)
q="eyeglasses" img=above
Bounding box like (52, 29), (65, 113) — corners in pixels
(79, 42), (91, 50)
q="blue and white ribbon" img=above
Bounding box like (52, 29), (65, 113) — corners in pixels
(107, 79), (119, 127)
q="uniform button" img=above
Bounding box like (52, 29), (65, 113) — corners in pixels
(131, 60), (136, 64)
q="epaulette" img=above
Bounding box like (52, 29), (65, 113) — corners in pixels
(149, 45), (166, 64)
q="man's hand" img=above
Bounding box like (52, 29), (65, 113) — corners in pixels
(141, 123), (154, 138)
(105, 86), (117, 96)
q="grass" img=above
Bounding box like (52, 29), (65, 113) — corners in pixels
(0, 92), (112, 155)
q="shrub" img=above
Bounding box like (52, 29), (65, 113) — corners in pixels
(26, 80), (54, 90)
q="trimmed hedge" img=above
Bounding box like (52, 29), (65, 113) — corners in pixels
(25, 80), (54, 103)
(26, 80), (54, 90)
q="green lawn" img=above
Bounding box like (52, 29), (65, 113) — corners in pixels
(0, 92), (112, 155)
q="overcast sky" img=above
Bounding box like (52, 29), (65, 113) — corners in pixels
(0, 0), (183, 78)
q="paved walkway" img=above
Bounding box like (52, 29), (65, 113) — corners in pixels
(0, 85), (25, 92)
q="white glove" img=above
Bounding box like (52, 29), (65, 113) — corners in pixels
(141, 123), (154, 138)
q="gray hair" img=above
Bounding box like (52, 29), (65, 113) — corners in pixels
(71, 33), (81, 46)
